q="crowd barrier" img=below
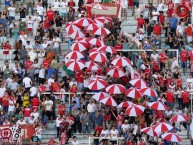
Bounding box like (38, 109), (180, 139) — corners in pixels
(88, 136), (124, 145)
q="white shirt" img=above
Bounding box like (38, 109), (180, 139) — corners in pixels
(33, 16), (41, 25)
(152, 11), (159, 21)
(8, 7), (16, 16)
(16, 120), (27, 125)
(53, 37), (61, 48)
(39, 68), (45, 78)
(121, 124), (130, 133)
(70, 141), (80, 145)
(23, 77), (32, 88)
(26, 20), (33, 28)
(8, 100), (15, 111)
(28, 50), (37, 62)
(110, 129), (118, 138)
(69, 81), (78, 88)
(48, 78), (54, 86)
(84, 78), (90, 88)
(100, 129), (109, 137)
(56, 117), (63, 127)
(30, 112), (39, 120)
(151, 53), (159, 61)
(176, 25), (184, 34)
(165, 110), (173, 117)
(44, 100), (53, 111)
(53, 1), (60, 8)
(36, 6), (44, 15)
(35, 128), (43, 139)
(0, 88), (6, 98)
(30, 87), (37, 96)
(25, 44), (33, 52)
(87, 103), (97, 113)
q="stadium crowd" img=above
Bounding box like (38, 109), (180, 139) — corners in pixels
(0, 0), (193, 144)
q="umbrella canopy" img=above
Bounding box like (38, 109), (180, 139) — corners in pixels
(65, 23), (81, 35)
(70, 30), (85, 39)
(125, 104), (145, 116)
(111, 57), (131, 67)
(75, 18), (93, 27)
(95, 16), (112, 23)
(85, 23), (100, 31)
(71, 41), (88, 52)
(170, 114), (190, 122)
(106, 66), (125, 78)
(66, 51), (84, 59)
(66, 59), (85, 71)
(93, 28), (111, 36)
(100, 96), (117, 106)
(106, 84), (126, 94)
(89, 50), (107, 63)
(124, 87), (142, 99)
(98, 46), (117, 54)
(153, 122), (173, 133)
(92, 92), (110, 101)
(85, 61), (102, 71)
(88, 78), (108, 90)
(141, 127), (161, 137)
(129, 79), (148, 89)
(161, 133), (182, 142)
(148, 101), (168, 110)
(140, 88), (157, 97)
(117, 101), (133, 108)
(91, 3), (108, 10)
(88, 38), (104, 47)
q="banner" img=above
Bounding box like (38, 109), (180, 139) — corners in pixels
(0, 125), (34, 144)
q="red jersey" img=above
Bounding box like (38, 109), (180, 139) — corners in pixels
(153, 24), (162, 35)
(166, 8), (174, 17)
(3, 95), (10, 106)
(181, 50), (189, 62)
(159, 53), (167, 63)
(121, 76), (128, 85)
(24, 108), (31, 117)
(152, 61), (160, 71)
(145, 68), (152, 76)
(137, 18), (145, 28)
(68, 1), (75, 6)
(158, 77), (165, 86)
(182, 91), (189, 103)
(114, 44), (123, 50)
(166, 78), (174, 87)
(166, 92), (174, 102)
(190, 50), (193, 60)
(38, 85), (46, 92)
(76, 71), (84, 83)
(31, 98), (40, 107)
(3, 43), (11, 55)
(159, 14), (165, 23)
(42, 59), (50, 69)
(44, 19), (50, 29)
(167, 2), (174, 8)
(138, 142), (146, 145)
(58, 105), (65, 115)
(177, 78), (182, 88)
(51, 82), (60, 92)
(25, 60), (33, 70)
(46, 10), (54, 21)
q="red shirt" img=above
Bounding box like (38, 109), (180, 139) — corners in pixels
(181, 50), (189, 62)
(76, 71), (84, 83)
(158, 77), (165, 86)
(153, 24), (162, 35)
(46, 10), (54, 21)
(38, 85), (46, 92)
(68, 1), (75, 6)
(3, 43), (11, 55)
(166, 78), (174, 87)
(138, 142), (146, 145)
(182, 91), (189, 103)
(177, 78), (182, 88)
(44, 19), (50, 29)
(167, 2), (174, 8)
(25, 60), (33, 70)
(166, 8), (174, 17)
(152, 61), (159, 71)
(145, 68), (152, 76)
(51, 82), (60, 92)
(24, 108), (31, 117)
(159, 15), (165, 23)
(3, 95), (10, 106)
(31, 98), (40, 107)
(58, 105), (65, 115)
(127, 142), (135, 145)
(159, 53), (167, 63)
(121, 76), (128, 85)
(42, 59), (50, 69)
(166, 92), (174, 102)
(114, 44), (123, 50)
(190, 50), (193, 60)
(137, 18), (145, 28)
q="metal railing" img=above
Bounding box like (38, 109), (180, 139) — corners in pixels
(88, 137), (124, 145)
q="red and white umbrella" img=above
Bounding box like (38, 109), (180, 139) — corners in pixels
(66, 21), (76, 27)
(88, 38), (104, 47)
(94, 19), (105, 27)
(85, 23), (100, 31)
(75, 18), (93, 27)
(124, 87), (142, 99)
(74, 37), (87, 42)
(170, 114), (190, 122)
(91, 3), (108, 10)
(111, 57), (131, 67)
(95, 16), (112, 24)
(141, 127), (161, 137)
(106, 84), (126, 94)
(66, 51), (84, 59)
(65, 23), (81, 35)
(98, 46), (117, 54)
(161, 133), (182, 142)
(100, 96), (117, 106)
(140, 88), (157, 97)
(70, 30), (85, 39)
(94, 28), (111, 36)
(106, 66), (125, 78)
(129, 79), (148, 89)
(85, 61), (102, 71)
(88, 78), (108, 90)
(153, 122), (173, 133)
(66, 59), (85, 71)
(148, 101), (168, 110)
(125, 104), (145, 116)
(89, 50), (107, 63)
(71, 41), (88, 52)
(92, 92), (110, 102)
(117, 101), (133, 108)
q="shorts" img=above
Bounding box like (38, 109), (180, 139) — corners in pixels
(133, 2), (139, 8)
(181, 62), (187, 67)
(0, 37), (6, 43)
(28, 28), (32, 31)
(103, 115), (110, 121)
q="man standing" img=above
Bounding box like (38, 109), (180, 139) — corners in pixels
(26, 0), (34, 15)
(46, 6), (55, 25)
(87, 99), (97, 129)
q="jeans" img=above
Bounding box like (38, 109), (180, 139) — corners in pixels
(167, 102), (174, 109)
(78, 83), (83, 91)
(117, 125), (121, 134)
(187, 124), (190, 138)
(26, 2), (33, 15)
(178, 98), (182, 110)
(9, 16), (15, 24)
(88, 112), (95, 129)
(82, 124), (90, 134)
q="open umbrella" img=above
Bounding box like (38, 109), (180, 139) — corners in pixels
(161, 133), (182, 142)
(66, 51), (84, 59)
(75, 17), (93, 27)
(124, 88), (142, 99)
(117, 101), (133, 108)
(70, 30), (85, 39)
(111, 57), (131, 67)
(89, 50), (107, 63)
(100, 96), (117, 106)
(66, 59), (85, 71)
(85, 23), (100, 31)
(85, 61), (102, 71)
(95, 16), (112, 24)
(106, 84), (126, 94)
(170, 114), (190, 122)
(98, 46), (117, 55)
(93, 28), (111, 36)
(140, 88), (157, 97)
(88, 38), (104, 47)
(65, 23), (80, 35)
(71, 41), (88, 52)
(141, 127), (161, 137)
(148, 101), (168, 110)
(129, 79), (148, 89)
(125, 104), (145, 116)
(92, 92), (110, 101)
(106, 66), (125, 78)
(153, 122), (173, 133)
(88, 78), (108, 90)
